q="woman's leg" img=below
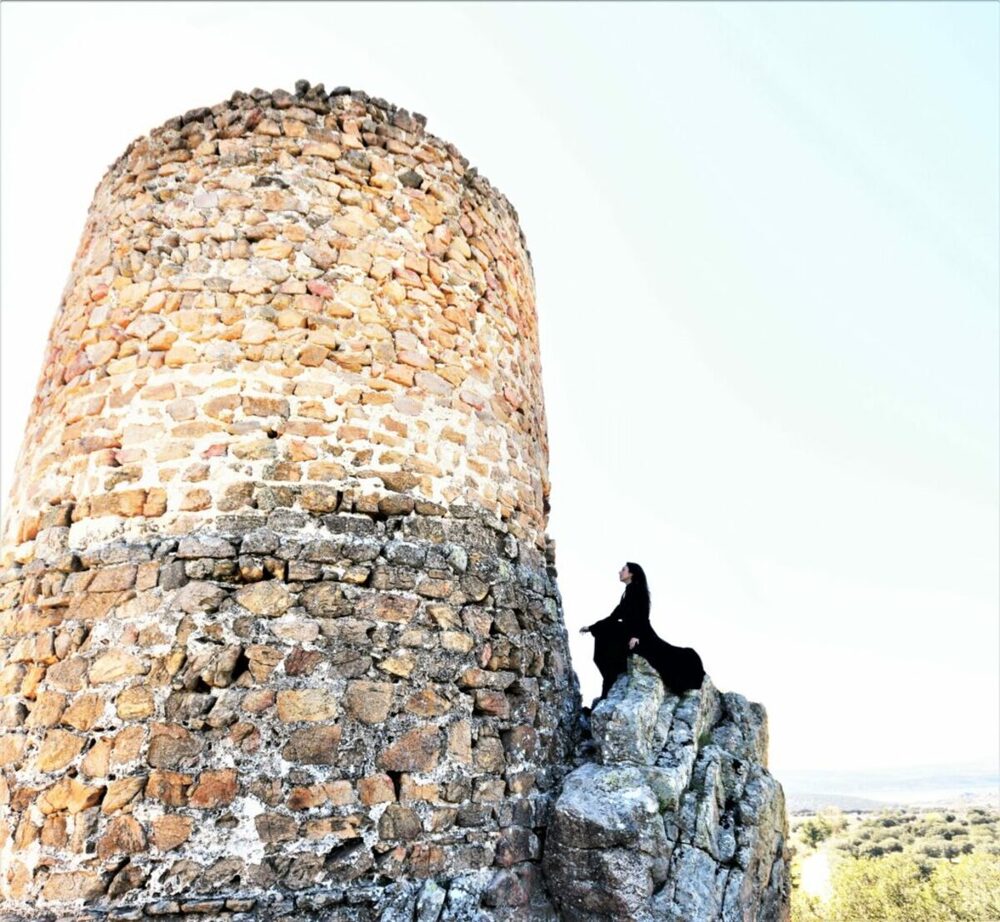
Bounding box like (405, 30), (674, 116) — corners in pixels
(592, 623), (627, 699)
(594, 650), (626, 699)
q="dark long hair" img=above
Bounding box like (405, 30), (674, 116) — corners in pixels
(624, 561), (651, 616)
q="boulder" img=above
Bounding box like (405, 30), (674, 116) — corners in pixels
(543, 657), (789, 922)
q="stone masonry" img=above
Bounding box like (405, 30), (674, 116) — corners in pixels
(0, 82), (579, 920)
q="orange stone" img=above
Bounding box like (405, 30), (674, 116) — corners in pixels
(400, 775), (440, 804)
(37, 777), (104, 815)
(187, 769), (238, 808)
(90, 651), (147, 684)
(25, 690), (66, 728)
(108, 726), (145, 767)
(97, 815), (146, 858)
(146, 771), (192, 806)
(343, 680), (394, 724)
(358, 774), (395, 806)
(325, 780), (357, 806)
(102, 776), (146, 814)
(276, 689), (337, 723)
(41, 814), (68, 848)
(41, 871), (105, 901)
(81, 738), (112, 778)
(150, 814), (192, 851)
(0, 664), (25, 695)
(0, 734), (27, 766)
(116, 685), (155, 719)
(63, 693), (105, 730)
(288, 785), (328, 810)
(144, 487), (168, 516)
(376, 726), (441, 773)
(405, 687), (452, 718)
(35, 729), (85, 772)
(115, 488), (148, 517)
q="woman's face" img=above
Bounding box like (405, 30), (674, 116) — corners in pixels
(619, 565), (631, 583)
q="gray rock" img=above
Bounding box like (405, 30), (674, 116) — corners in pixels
(653, 843), (725, 921)
(241, 528), (281, 554)
(159, 559), (187, 590)
(399, 169), (424, 189)
(543, 762), (668, 920)
(343, 536), (381, 562)
(32, 526), (70, 563)
(446, 544), (469, 573)
(172, 580), (226, 613)
(592, 657), (664, 765)
(416, 879), (448, 921)
(441, 870), (492, 921)
(176, 536), (236, 558)
(547, 762), (662, 850)
(543, 657), (789, 922)
(378, 884), (420, 922)
(385, 539), (427, 567)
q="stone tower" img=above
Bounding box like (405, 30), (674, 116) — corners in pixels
(0, 82), (579, 919)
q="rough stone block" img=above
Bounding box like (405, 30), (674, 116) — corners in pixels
(377, 726), (442, 773)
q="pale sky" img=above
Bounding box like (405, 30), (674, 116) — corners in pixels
(2, 2), (997, 776)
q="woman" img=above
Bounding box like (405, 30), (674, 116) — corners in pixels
(580, 562), (705, 699)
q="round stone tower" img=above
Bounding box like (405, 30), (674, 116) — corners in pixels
(0, 82), (578, 920)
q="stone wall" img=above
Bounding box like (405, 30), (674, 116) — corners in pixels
(2, 79), (549, 565)
(0, 83), (578, 920)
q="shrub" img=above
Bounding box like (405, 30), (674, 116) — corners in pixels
(928, 852), (1000, 921)
(826, 854), (937, 921)
(807, 851), (1000, 922)
(800, 817), (833, 848)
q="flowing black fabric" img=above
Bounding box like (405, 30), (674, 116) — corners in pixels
(587, 589), (705, 697)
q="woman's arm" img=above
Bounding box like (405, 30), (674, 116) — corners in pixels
(582, 604), (625, 634)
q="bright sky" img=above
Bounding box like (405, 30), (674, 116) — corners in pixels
(2, 2), (997, 776)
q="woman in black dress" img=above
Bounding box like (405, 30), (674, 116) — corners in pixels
(580, 562), (705, 699)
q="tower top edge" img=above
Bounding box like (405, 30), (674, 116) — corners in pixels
(106, 79), (531, 263)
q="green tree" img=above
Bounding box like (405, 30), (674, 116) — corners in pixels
(826, 854), (939, 921)
(818, 852), (1000, 922)
(791, 807), (1000, 922)
(928, 852), (1000, 921)
(791, 887), (826, 922)
(801, 816), (833, 849)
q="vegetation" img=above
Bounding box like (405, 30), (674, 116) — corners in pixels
(790, 806), (1000, 921)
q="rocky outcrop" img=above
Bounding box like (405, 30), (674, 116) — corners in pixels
(543, 657), (790, 921)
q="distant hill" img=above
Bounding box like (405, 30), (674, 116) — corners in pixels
(787, 790), (898, 813)
(779, 762), (999, 813)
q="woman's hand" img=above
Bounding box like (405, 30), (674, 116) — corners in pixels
(579, 626), (590, 634)
(628, 637), (639, 650)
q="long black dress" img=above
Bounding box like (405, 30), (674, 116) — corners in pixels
(587, 589), (705, 698)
